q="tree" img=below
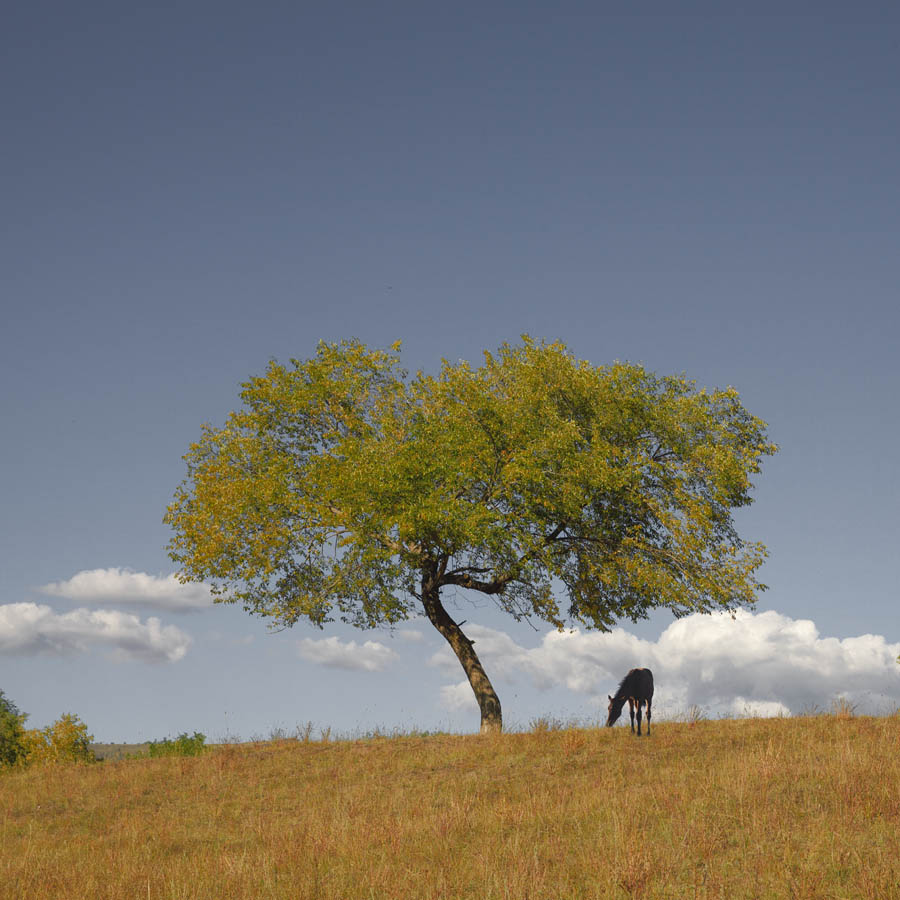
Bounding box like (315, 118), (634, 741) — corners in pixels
(0, 689), (27, 767)
(166, 337), (776, 733)
(21, 713), (95, 765)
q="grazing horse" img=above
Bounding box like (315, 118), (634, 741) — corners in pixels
(606, 668), (654, 736)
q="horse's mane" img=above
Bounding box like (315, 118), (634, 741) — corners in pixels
(612, 671), (632, 700)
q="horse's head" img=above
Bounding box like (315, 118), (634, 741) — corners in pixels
(606, 694), (626, 727)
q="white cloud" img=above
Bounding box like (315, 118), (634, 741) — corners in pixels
(393, 628), (425, 642)
(440, 681), (478, 711)
(729, 698), (791, 718)
(39, 568), (213, 612)
(431, 610), (900, 717)
(297, 636), (399, 672)
(0, 602), (191, 663)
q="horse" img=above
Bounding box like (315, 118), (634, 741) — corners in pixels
(606, 668), (654, 736)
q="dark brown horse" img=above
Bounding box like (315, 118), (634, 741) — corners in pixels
(606, 668), (654, 735)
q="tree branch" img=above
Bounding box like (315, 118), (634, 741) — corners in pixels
(442, 572), (510, 594)
(440, 522), (569, 595)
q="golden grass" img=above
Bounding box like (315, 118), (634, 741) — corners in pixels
(2, 715), (899, 899)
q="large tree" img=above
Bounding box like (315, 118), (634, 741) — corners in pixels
(166, 338), (775, 732)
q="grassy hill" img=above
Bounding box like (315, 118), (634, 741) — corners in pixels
(2, 715), (898, 899)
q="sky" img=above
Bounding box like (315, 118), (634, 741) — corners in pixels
(2, 1), (899, 742)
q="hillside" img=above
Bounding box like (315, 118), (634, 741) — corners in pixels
(2, 716), (899, 899)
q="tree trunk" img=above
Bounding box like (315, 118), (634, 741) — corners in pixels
(420, 573), (502, 733)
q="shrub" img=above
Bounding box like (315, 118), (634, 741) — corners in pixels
(0, 690), (28, 768)
(529, 715), (567, 733)
(148, 732), (207, 758)
(831, 697), (857, 719)
(22, 713), (96, 765)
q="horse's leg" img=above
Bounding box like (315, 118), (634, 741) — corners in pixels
(636, 700), (643, 736)
(646, 698), (651, 736)
(628, 698), (635, 733)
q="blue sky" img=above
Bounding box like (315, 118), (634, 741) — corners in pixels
(3, 2), (899, 742)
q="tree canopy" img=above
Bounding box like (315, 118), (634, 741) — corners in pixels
(166, 337), (776, 731)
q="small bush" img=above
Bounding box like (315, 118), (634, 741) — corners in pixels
(830, 697), (857, 719)
(529, 715), (567, 733)
(22, 713), (95, 765)
(148, 732), (207, 758)
(685, 704), (707, 724)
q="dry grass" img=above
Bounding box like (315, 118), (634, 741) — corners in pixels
(2, 715), (899, 899)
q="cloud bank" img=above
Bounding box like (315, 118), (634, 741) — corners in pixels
(297, 636), (399, 672)
(0, 602), (191, 663)
(431, 610), (900, 717)
(40, 568), (213, 612)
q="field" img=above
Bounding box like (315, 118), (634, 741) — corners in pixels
(2, 715), (899, 899)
